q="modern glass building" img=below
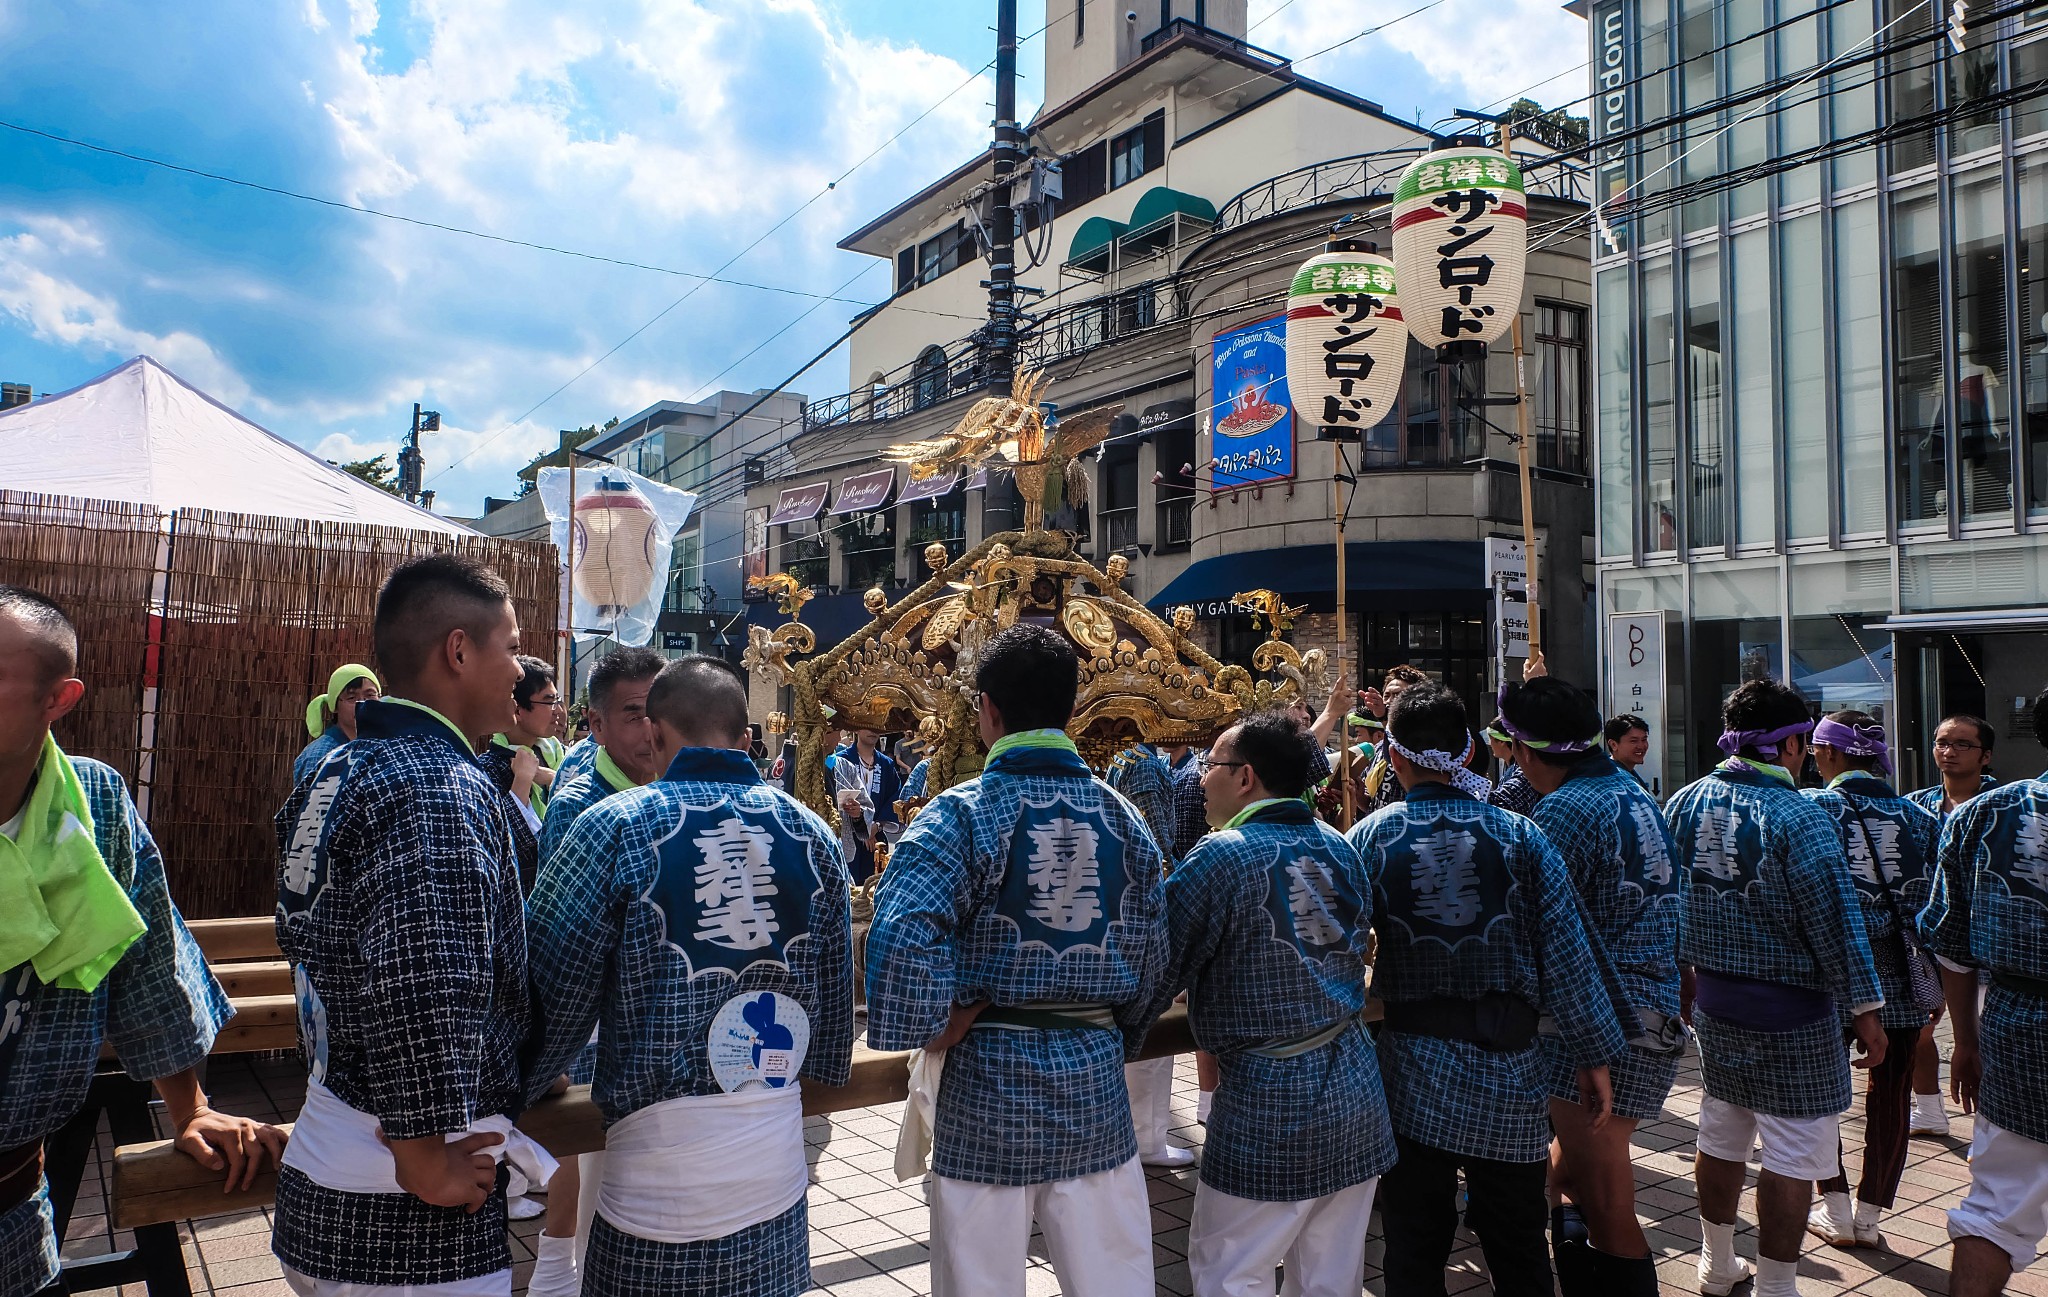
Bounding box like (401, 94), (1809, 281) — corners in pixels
(1590, 0), (2048, 795)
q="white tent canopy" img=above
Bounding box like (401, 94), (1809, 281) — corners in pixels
(0, 355), (469, 535)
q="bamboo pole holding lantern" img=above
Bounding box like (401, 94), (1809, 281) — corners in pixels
(1503, 118), (1543, 677)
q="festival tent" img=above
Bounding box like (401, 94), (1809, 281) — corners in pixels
(0, 354), (468, 533)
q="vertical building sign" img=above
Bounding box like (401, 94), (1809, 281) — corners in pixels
(743, 506), (770, 584)
(1488, 536), (1530, 663)
(1592, 0), (1631, 247)
(1607, 612), (1667, 796)
(1210, 315), (1294, 488)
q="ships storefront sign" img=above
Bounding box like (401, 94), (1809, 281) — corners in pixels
(1210, 315), (1294, 489)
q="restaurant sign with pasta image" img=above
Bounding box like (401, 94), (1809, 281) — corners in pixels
(1210, 313), (1294, 489)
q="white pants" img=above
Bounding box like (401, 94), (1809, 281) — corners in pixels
(1950, 1117), (2048, 1271)
(1126, 1057), (1176, 1157)
(281, 1265), (511, 1297)
(1187, 1177), (1379, 1297)
(929, 1156), (1154, 1297)
(1695, 1093), (1840, 1181)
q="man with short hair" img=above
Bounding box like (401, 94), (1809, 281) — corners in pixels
(1499, 678), (1680, 1296)
(272, 553), (549, 1296)
(1802, 711), (1942, 1251)
(1, 586), (284, 1297)
(1152, 709), (1395, 1295)
(1666, 680), (1886, 1297)
(1358, 664), (1429, 810)
(866, 625), (1166, 1296)
(832, 727), (901, 883)
(1918, 684), (2048, 1297)
(1604, 715), (1651, 785)
(526, 655), (853, 1296)
(1349, 681), (1629, 1297)
(492, 655), (567, 822)
(1484, 717), (1541, 817)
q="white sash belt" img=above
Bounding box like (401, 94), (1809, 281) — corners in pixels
(281, 1079), (558, 1198)
(597, 1086), (806, 1244)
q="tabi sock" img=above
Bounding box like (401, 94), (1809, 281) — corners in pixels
(527, 1231), (579, 1297)
(1854, 1200), (1882, 1230)
(1701, 1219), (1740, 1273)
(1753, 1255), (1803, 1296)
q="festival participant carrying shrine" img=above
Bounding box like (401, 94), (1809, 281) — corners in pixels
(1346, 680), (1630, 1297)
(271, 554), (551, 1297)
(1918, 686), (2048, 1297)
(0, 585), (284, 1297)
(1495, 677), (1681, 1297)
(1666, 680), (1885, 1297)
(1800, 712), (1942, 1252)
(1108, 737), (1197, 1171)
(1149, 709), (1395, 1297)
(525, 654), (854, 1297)
(865, 624), (1168, 1297)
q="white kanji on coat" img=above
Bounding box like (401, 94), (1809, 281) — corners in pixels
(1690, 804), (1744, 882)
(2013, 815), (2048, 893)
(1411, 830), (1483, 927)
(1629, 800), (1674, 887)
(1285, 858), (1344, 947)
(692, 816), (782, 950)
(1024, 815), (1104, 932)
(1845, 818), (1904, 887)
(281, 776), (342, 896)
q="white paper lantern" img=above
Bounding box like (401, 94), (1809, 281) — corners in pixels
(1390, 142), (1527, 350)
(1284, 244), (1406, 439)
(572, 478), (658, 610)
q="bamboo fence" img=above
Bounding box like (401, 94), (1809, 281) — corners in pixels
(0, 491), (560, 917)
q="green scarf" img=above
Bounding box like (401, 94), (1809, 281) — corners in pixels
(1727, 755), (1796, 787)
(595, 747), (646, 793)
(984, 729), (1079, 763)
(0, 734), (147, 992)
(306, 663), (379, 738)
(492, 733), (571, 817)
(1225, 797), (1291, 829)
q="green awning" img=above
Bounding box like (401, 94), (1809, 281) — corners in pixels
(1067, 216), (1126, 268)
(1125, 186), (1217, 245)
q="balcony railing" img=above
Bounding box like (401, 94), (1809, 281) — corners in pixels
(1019, 278), (1187, 370)
(1139, 18), (1289, 65)
(1098, 507), (1139, 555)
(1214, 146), (1589, 232)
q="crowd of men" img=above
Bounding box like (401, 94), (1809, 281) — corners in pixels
(2, 554), (2046, 1297)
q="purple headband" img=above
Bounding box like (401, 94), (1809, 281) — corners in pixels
(1492, 684), (1601, 754)
(1715, 719), (1814, 758)
(1812, 717), (1892, 775)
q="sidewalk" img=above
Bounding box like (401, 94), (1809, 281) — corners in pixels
(62, 1042), (2041, 1296)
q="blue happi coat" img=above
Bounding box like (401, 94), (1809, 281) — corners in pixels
(1531, 751), (1683, 1120)
(539, 756), (630, 863)
(272, 699), (530, 1286)
(1150, 799), (1395, 1201)
(1917, 771), (2048, 1145)
(524, 747), (853, 1295)
(1, 756), (230, 1297)
(902, 757), (930, 800)
(1668, 759), (1884, 1118)
(1907, 775), (1999, 821)
(1347, 782), (1631, 1162)
(865, 731), (1167, 1186)
(294, 724), (346, 787)
(1108, 744), (1179, 870)
(1806, 773), (1942, 1032)
(555, 736), (597, 790)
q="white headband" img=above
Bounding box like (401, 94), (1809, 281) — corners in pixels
(1387, 732), (1494, 801)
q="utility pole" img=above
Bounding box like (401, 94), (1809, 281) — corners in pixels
(984, 0), (1022, 394)
(398, 402), (439, 503)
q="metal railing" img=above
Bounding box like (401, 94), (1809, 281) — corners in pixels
(1098, 507), (1139, 554)
(1019, 277), (1187, 370)
(1214, 146), (1590, 232)
(1139, 17), (1289, 64)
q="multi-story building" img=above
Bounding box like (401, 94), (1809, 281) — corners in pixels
(743, 1), (1597, 728)
(1589, 0), (2048, 795)
(472, 388), (807, 675)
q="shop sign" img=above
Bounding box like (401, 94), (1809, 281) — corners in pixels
(1488, 537), (1529, 661)
(1210, 316), (1293, 489)
(1607, 612), (1667, 797)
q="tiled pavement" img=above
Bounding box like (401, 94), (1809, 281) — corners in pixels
(58, 1037), (2048, 1296)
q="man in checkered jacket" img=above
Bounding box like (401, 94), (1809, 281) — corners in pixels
(272, 554), (545, 1297)
(866, 624), (1167, 1296)
(1666, 679), (1885, 1297)
(1918, 685), (2048, 1297)
(1147, 708), (1395, 1295)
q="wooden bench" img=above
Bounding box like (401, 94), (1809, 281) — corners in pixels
(193, 916), (300, 1053)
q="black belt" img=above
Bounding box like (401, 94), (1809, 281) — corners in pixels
(974, 1004), (1117, 1032)
(0, 1137), (44, 1215)
(1381, 993), (1540, 1053)
(1993, 972), (2048, 1001)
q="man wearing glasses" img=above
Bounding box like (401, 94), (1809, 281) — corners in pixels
(1910, 715), (2000, 820)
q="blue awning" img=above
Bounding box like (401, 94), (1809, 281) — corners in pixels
(1147, 541), (1487, 614)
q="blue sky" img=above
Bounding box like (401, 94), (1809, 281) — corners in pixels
(0, 0), (1587, 515)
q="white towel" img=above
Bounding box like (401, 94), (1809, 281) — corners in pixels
(281, 1079), (558, 1200)
(894, 1048), (945, 1182)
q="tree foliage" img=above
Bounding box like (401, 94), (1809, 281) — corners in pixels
(338, 454), (402, 494)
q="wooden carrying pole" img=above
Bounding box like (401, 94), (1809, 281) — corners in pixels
(1502, 119), (1543, 676)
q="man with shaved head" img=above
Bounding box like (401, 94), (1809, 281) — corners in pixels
(0, 585), (284, 1297)
(271, 553), (551, 1297)
(525, 654), (853, 1297)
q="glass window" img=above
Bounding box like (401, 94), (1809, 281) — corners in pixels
(1834, 200), (1885, 534)
(780, 519), (827, 590)
(1887, 0), (1938, 172)
(841, 510), (897, 591)
(1829, 0), (1877, 190)
(1691, 561), (1785, 775)
(1953, 173), (2014, 522)
(1644, 257), (1678, 551)
(1597, 266), (1635, 556)
(1947, 35), (2002, 157)
(1777, 0), (1823, 209)
(2021, 157), (2048, 518)
(1901, 534), (2048, 610)
(1639, 0), (1674, 246)
(1731, 226), (1776, 546)
(1726, 0), (1767, 220)
(912, 346), (949, 409)
(1535, 302), (1587, 474)
(1685, 245), (1725, 550)
(663, 524), (704, 615)
(2018, 36), (2048, 141)
(1779, 212), (1827, 540)
(908, 489), (967, 566)
(1892, 187), (1945, 526)
(1792, 612), (1893, 723)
